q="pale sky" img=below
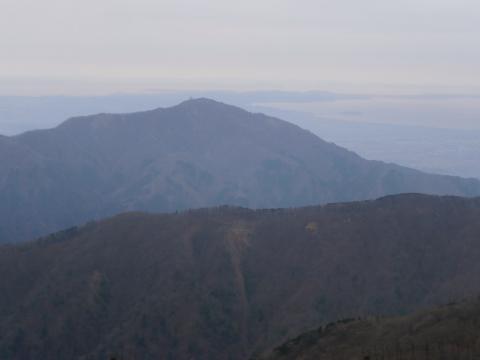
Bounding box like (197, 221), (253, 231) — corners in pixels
(1, 0), (479, 95)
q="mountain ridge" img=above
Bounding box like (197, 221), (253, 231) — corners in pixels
(2, 194), (480, 359)
(258, 297), (480, 360)
(1, 99), (480, 243)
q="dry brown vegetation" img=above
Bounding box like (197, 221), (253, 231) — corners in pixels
(260, 298), (480, 360)
(1, 194), (480, 359)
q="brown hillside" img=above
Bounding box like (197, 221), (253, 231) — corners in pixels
(260, 298), (480, 360)
(1, 194), (480, 359)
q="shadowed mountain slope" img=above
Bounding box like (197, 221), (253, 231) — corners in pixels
(1, 98), (480, 243)
(1, 194), (480, 359)
(259, 298), (480, 360)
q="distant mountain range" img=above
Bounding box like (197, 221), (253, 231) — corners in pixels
(1, 194), (480, 359)
(1, 98), (480, 243)
(259, 297), (480, 360)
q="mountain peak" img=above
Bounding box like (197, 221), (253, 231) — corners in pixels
(3, 99), (480, 244)
(174, 97), (243, 112)
(178, 97), (220, 105)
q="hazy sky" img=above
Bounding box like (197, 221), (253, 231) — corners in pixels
(1, 0), (479, 95)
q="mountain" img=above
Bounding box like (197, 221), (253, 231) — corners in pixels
(1, 194), (480, 359)
(1, 98), (480, 243)
(259, 298), (480, 360)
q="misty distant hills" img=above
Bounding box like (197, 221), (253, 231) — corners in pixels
(1, 98), (480, 243)
(0, 91), (361, 134)
(2, 194), (480, 359)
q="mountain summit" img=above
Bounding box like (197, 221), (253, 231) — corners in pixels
(1, 99), (479, 242)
